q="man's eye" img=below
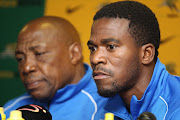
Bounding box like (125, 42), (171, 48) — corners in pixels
(88, 46), (97, 52)
(107, 45), (116, 50)
(16, 57), (24, 62)
(35, 52), (45, 56)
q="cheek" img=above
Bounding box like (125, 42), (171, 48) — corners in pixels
(107, 50), (137, 75)
(107, 51), (125, 67)
(40, 62), (63, 88)
(108, 47), (137, 65)
(41, 63), (58, 80)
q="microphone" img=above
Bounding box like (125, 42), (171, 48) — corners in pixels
(137, 112), (156, 120)
(16, 104), (52, 120)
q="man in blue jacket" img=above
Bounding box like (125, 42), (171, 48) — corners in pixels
(87, 1), (180, 120)
(4, 16), (108, 120)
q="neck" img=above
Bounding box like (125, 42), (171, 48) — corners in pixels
(120, 62), (155, 112)
(73, 63), (85, 84)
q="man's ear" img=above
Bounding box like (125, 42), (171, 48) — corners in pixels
(69, 42), (82, 65)
(140, 43), (155, 65)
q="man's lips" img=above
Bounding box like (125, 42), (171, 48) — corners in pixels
(93, 71), (111, 80)
(25, 80), (44, 90)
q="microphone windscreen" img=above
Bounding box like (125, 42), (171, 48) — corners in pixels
(137, 111), (156, 120)
(16, 104), (52, 120)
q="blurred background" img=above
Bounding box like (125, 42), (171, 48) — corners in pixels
(0, 0), (180, 106)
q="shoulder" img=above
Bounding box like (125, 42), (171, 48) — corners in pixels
(167, 74), (180, 84)
(165, 74), (180, 95)
(3, 93), (33, 116)
(160, 74), (180, 108)
(82, 64), (108, 102)
(80, 87), (108, 120)
(81, 79), (108, 112)
(158, 74), (180, 119)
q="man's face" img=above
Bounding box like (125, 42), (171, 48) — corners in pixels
(15, 26), (73, 101)
(88, 18), (141, 97)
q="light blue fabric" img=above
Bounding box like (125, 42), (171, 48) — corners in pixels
(3, 64), (108, 120)
(104, 58), (180, 120)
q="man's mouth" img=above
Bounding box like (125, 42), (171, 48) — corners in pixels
(93, 71), (111, 80)
(25, 80), (44, 90)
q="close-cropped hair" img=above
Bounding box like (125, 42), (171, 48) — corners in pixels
(93, 1), (160, 61)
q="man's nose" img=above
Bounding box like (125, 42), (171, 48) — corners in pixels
(22, 57), (37, 75)
(90, 48), (107, 65)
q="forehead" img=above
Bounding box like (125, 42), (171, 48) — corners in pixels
(90, 18), (131, 41)
(17, 25), (60, 48)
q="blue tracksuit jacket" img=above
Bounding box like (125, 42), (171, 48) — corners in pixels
(3, 64), (108, 120)
(104, 58), (180, 120)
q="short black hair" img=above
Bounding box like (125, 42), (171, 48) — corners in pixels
(93, 1), (160, 61)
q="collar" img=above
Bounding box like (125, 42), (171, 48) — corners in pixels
(104, 58), (168, 119)
(51, 64), (92, 103)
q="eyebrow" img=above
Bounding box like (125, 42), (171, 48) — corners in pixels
(101, 38), (120, 44)
(29, 45), (44, 51)
(15, 51), (23, 55)
(15, 45), (45, 55)
(87, 38), (120, 46)
(87, 40), (94, 46)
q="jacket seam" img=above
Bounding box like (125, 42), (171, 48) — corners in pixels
(4, 95), (32, 112)
(159, 96), (168, 120)
(81, 89), (97, 120)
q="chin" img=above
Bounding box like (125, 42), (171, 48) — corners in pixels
(34, 95), (51, 102)
(30, 91), (51, 102)
(97, 88), (117, 98)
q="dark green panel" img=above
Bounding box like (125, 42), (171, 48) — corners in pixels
(0, 0), (45, 106)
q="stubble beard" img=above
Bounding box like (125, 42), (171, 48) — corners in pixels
(96, 79), (134, 98)
(96, 58), (140, 98)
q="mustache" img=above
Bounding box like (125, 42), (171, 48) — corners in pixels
(93, 66), (114, 75)
(23, 75), (47, 82)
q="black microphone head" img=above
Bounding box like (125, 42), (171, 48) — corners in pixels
(137, 112), (156, 120)
(16, 104), (52, 120)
